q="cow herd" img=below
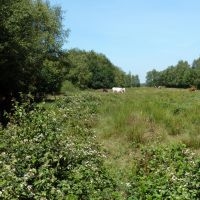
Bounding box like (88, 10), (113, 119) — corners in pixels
(101, 86), (198, 93)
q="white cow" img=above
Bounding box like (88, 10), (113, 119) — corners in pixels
(112, 87), (125, 93)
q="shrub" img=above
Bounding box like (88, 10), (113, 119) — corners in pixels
(0, 94), (119, 199)
(60, 80), (79, 94)
(127, 144), (200, 199)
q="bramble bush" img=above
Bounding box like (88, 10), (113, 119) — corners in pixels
(126, 144), (200, 199)
(0, 93), (119, 199)
(1, 91), (200, 200)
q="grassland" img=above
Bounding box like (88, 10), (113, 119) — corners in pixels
(94, 87), (200, 191)
(96, 87), (200, 148)
(1, 87), (200, 199)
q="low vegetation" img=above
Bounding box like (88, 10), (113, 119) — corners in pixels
(95, 87), (200, 198)
(96, 87), (200, 148)
(0, 93), (118, 199)
(1, 1), (200, 199)
(1, 88), (200, 199)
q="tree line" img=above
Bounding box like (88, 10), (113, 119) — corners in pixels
(0, 0), (140, 99)
(146, 59), (200, 89)
(0, 0), (68, 98)
(0, 0), (140, 124)
(65, 48), (140, 89)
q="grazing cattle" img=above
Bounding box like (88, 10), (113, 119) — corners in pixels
(103, 88), (108, 92)
(154, 86), (161, 89)
(112, 87), (125, 93)
(189, 86), (197, 92)
(122, 88), (126, 93)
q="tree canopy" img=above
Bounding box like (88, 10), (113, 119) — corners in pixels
(0, 0), (68, 97)
(0, 0), (69, 124)
(146, 59), (200, 89)
(64, 48), (140, 89)
(0, 0), (140, 124)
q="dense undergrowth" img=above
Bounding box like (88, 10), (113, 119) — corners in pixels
(0, 93), (119, 199)
(1, 89), (200, 199)
(127, 144), (200, 199)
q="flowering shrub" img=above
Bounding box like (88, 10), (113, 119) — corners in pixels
(127, 144), (200, 199)
(0, 93), (119, 199)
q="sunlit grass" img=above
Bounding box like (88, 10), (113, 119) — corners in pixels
(94, 87), (200, 186)
(97, 87), (200, 147)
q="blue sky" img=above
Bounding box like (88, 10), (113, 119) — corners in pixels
(50, 0), (200, 83)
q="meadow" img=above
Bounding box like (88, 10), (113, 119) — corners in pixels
(96, 87), (200, 149)
(1, 87), (200, 199)
(95, 87), (200, 198)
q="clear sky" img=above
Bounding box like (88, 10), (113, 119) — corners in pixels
(50, 0), (200, 83)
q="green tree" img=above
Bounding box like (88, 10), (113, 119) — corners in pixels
(87, 51), (116, 89)
(125, 72), (132, 87)
(192, 58), (200, 89)
(64, 48), (139, 89)
(161, 66), (177, 87)
(0, 0), (68, 97)
(173, 60), (191, 88)
(66, 49), (92, 89)
(132, 75), (140, 87)
(145, 58), (200, 89)
(113, 67), (126, 87)
(66, 49), (127, 89)
(146, 69), (161, 87)
(124, 72), (140, 87)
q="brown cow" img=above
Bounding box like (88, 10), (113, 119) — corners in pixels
(103, 88), (108, 92)
(189, 86), (197, 92)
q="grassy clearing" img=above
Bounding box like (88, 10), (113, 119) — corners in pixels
(1, 88), (200, 199)
(94, 87), (200, 186)
(96, 87), (200, 147)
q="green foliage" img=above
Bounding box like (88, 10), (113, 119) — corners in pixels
(0, 0), (68, 96)
(132, 75), (140, 87)
(36, 59), (64, 94)
(94, 88), (200, 198)
(127, 144), (200, 199)
(146, 59), (200, 88)
(124, 72), (140, 87)
(60, 80), (79, 93)
(146, 69), (162, 87)
(66, 49), (92, 89)
(192, 58), (200, 89)
(65, 48), (140, 89)
(99, 88), (200, 148)
(2, 88), (200, 199)
(87, 51), (116, 89)
(0, 93), (118, 199)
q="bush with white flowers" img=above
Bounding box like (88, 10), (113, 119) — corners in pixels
(0, 93), (119, 199)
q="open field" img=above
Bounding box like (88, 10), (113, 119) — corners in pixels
(1, 87), (200, 199)
(94, 87), (200, 197)
(95, 87), (200, 150)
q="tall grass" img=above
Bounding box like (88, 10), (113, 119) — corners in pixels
(96, 87), (200, 149)
(94, 87), (200, 192)
(2, 89), (199, 199)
